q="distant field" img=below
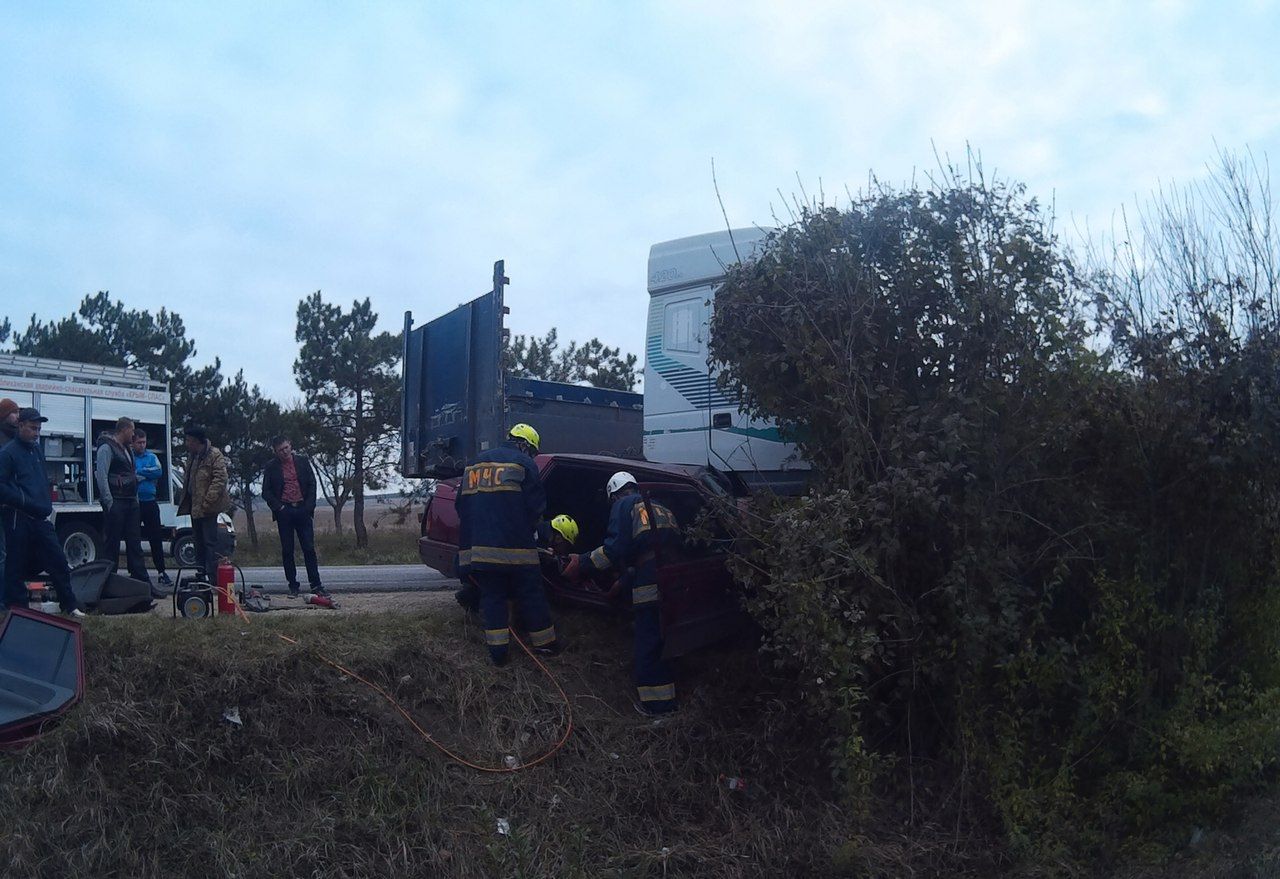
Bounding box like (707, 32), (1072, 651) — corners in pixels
(231, 527), (421, 567)
(229, 495), (424, 566)
(231, 494), (424, 535)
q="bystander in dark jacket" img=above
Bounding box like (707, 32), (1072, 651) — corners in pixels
(260, 436), (324, 596)
(0, 397), (19, 596)
(0, 408), (82, 614)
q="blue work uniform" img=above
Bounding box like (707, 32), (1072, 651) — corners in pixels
(455, 443), (557, 663)
(581, 492), (680, 713)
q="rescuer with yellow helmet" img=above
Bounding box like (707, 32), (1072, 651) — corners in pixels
(454, 422), (559, 663)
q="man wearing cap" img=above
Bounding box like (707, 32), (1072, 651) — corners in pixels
(0, 398), (20, 602)
(176, 424), (232, 584)
(0, 408), (85, 616)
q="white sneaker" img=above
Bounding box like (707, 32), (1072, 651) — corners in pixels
(67, 608), (87, 619)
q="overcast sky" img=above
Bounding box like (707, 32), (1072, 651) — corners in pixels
(3, 1), (1279, 401)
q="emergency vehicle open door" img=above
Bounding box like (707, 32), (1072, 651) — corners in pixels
(402, 262), (508, 478)
(640, 483), (747, 658)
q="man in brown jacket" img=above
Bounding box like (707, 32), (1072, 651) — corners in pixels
(177, 424), (232, 583)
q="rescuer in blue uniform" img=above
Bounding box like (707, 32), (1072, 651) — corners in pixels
(455, 424), (559, 664)
(568, 471), (679, 715)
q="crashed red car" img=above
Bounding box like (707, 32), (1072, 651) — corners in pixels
(401, 266), (752, 657)
(418, 453), (747, 657)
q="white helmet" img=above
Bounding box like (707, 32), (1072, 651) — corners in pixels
(606, 471), (637, 496)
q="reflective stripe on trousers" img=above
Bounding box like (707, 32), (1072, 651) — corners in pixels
(475, 567), (557, 665)
(468, 545), (540, 566)
(633, 603), (676, 712)
(632, 583), (659, 605)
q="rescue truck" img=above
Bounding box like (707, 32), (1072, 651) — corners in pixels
(0, 353), (235, 568)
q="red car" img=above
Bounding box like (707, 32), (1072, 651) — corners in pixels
(419, 453), (747, 657)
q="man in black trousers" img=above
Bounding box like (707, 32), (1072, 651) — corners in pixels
(0, 408), (84, 616)
(260, 435), (325, 597)
(94, 416), (152, 589)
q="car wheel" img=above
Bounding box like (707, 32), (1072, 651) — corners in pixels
(57, 522), (102, 569)
(173, 534), (197, 568)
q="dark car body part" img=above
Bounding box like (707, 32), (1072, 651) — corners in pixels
(68, 561), (154, 615)
(0, 608), (85, 748)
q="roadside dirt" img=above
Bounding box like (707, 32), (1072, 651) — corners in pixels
(148, 588), (456, 618)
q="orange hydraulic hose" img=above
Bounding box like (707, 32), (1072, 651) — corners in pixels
(273, 626), (574, 774)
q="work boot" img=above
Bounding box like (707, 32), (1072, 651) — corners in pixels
(634, 701), (678, 719)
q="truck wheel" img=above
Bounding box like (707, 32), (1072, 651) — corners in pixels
(173, 534), (197, 568)
(58, 522), (103, 569)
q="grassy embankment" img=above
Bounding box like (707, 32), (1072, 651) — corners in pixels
(4, 601), (1277, 877)
(0, 606), (857, 878)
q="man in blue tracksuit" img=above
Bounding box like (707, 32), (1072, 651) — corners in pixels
(132, 428), (171, 592)
(455, 423), (559, 665)
(570, 470), (680, 715)
(0, 408), (83, 616)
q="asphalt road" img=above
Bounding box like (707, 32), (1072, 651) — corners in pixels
(151, 564), (457, 594)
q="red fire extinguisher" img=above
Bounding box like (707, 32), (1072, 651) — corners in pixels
(215, 560), (238, 615)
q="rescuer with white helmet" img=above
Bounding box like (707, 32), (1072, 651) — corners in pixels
(567, 469), (680, 715)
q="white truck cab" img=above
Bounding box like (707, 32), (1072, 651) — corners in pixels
(643, 229), (810, 493)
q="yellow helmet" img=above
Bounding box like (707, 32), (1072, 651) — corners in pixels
(550, 514), (579, 545)
(509, 422), (540, 452)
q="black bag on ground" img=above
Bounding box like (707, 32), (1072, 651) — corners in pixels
(69, 562), (152, 615)
(97, 575), (153, 615)
(69, 561), (112, 607)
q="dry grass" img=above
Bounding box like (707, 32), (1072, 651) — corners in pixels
(3, 602), (1232, 877)
(230, 525), (421, 567)
(0, 607), (860, 878)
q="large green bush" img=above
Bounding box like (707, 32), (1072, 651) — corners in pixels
(709, 165), (1280, 864)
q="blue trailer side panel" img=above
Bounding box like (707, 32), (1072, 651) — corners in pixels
(401, 263), (506, 477)
(401, 261), (643, 479)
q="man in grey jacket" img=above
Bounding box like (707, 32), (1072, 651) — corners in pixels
(95, 416), (152, 587)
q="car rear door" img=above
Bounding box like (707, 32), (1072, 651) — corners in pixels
(638, 483), (747, 658)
